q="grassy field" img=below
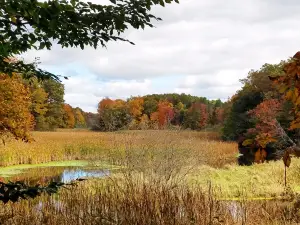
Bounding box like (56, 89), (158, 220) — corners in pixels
(0, 130), (237, 167)
(1, 130), (300, 224)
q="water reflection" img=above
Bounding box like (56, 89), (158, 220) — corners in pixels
(61, 169), (110, 183)
(9, 167), (110, 184)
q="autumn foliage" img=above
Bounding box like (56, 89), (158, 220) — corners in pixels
(97, 94), (224, 131)
(216, 108), (225, 124)
(0, 73), (87, 141)
(271, 52), (300, 130)
(224, 51), (300, 165)
(96, 95), (224, 131)
(63, 104), (76, 128)
(129, 97), (144, 120)
(243, 99), (282, 148)
(0, 74), (34, 142)
(150, 101), (174, 129)
(183, 103), (208, 130)
(241, 99), (283, 163)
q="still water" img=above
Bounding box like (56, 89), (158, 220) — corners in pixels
(61, 168), (110, 183)
(8, 166), (110, 184)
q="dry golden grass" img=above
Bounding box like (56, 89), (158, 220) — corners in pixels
(0, 130), (238, 168)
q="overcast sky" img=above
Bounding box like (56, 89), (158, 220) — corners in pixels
(22, 0), (300, 112)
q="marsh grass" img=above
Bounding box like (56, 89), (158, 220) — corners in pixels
(0, 177), (232, 224)
(0, 130), (237, 168)
(0, 175), (300, 225)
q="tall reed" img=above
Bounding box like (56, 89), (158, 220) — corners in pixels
(0, 130), (237, 168)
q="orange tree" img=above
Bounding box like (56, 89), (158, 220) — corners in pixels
(62, 104), (76, 128)
(150, 100), (174, 129)
(271, 52), (300, 130)
(0, 73), (34, 142)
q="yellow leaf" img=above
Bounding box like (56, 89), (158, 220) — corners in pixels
(242, 139), (254, 146)
(286, 89), (294, 100)
(10, 16), (17, 24)
(290, 121), (300, 130)
(279, 85), (288, 94)
(292, 89), (299, 103)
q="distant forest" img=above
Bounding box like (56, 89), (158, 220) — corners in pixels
(95, 94), (224, 131)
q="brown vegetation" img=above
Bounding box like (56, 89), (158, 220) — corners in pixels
(0, 130), (237, 168)
(0, 176), (300, 225)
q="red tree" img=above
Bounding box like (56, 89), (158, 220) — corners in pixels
(244, 99), (282, 148)
(242, 99), (283, 163)
(150, 101), (174, 129)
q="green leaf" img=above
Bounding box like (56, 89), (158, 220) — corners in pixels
(146, 1), (151, 10)
(71, 0), (76, 6)
(39, 42), (46, 50)
(50, 19), (57, 30)
(33, 13), (40, 24)
(80, 42), (84, 50)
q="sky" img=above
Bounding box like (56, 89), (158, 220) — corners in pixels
(22, 0), (300, 113)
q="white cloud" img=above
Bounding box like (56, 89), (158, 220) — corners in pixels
(94, 79), (152, 98)
(21, 0), (300, 112)
(63, 76), (153, 112)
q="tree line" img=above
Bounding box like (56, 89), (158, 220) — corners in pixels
(94, 94), (225, 131)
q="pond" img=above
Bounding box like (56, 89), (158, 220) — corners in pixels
(0, 160), (113, 184)
(9, 167), (110, 184)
